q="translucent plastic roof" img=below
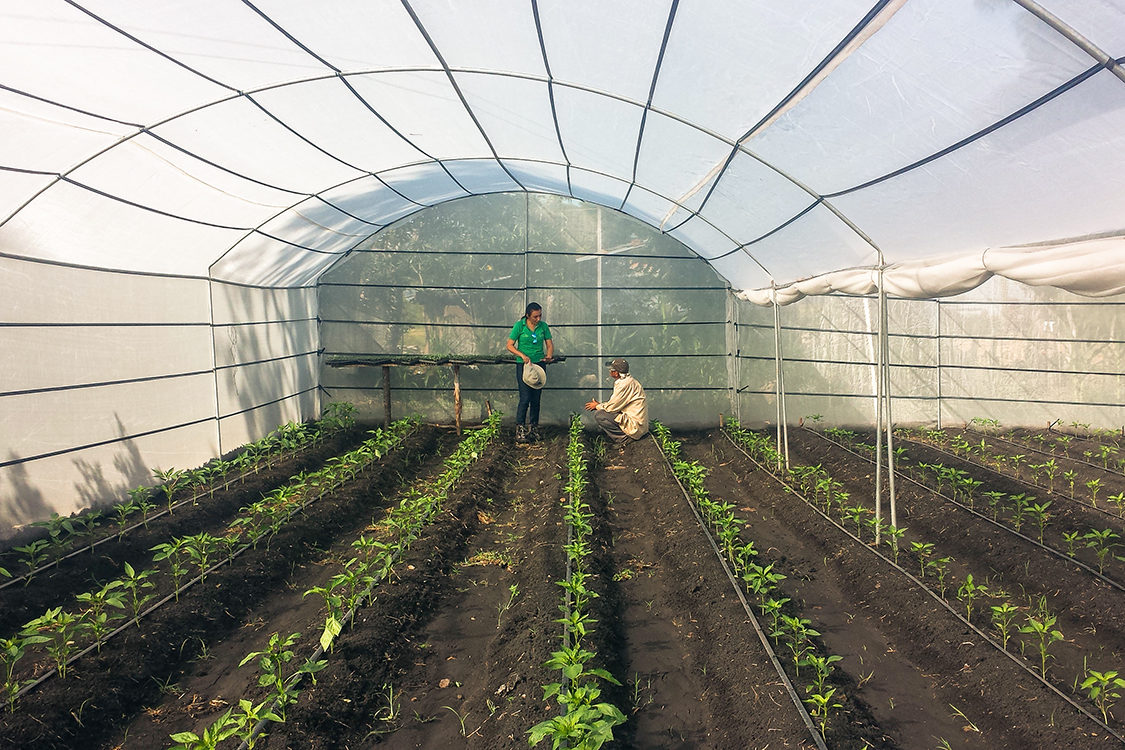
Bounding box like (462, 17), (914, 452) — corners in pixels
(3, 0), (1125, 300)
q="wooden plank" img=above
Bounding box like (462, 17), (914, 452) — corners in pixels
(453, 364), (462, 436)
(383, 365), (392, 425)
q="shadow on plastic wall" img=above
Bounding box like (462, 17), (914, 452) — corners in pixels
(0, 456), (50, 548)
(211, 282), (320, 455)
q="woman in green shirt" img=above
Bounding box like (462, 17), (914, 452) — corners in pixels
(506, 302), (554, 442)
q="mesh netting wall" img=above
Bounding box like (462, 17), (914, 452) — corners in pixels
(0, 255), (321, 542)
(319, 193), (732, 427)
(735, 277), (1125, 431)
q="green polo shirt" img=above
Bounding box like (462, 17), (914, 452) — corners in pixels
(509, 319), (551, 363)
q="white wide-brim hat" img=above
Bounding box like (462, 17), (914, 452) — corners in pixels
(522, 362), (546, 389)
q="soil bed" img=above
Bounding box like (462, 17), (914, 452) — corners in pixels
(0, 426), (373, 640)
(3, 427), (1122, 749)
(0, 425), (441, 750)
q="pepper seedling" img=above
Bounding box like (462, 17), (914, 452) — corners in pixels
(1081, 668), (1125, 724)
(1019, 613), (1063, 678)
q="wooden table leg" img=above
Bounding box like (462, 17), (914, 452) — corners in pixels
(453, 364), (462, 436)
(383, 365), (392, 425)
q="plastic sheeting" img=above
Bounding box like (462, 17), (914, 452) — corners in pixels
(737, 236), (1125, 306)
(1, 0), (1123, 294)
(735, 276), (1125, 429)
(3, 2), (1125, 538)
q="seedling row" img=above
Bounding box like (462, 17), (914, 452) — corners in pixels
(723, 420), (1125, 744)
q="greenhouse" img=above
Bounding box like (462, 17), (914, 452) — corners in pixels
(2, 1), (1125, 748)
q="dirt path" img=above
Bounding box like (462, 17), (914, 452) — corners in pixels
(290, 430), (568, 749)
(598, 435), (818, 750)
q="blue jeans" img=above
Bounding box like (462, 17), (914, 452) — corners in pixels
(515, 362), (545, 426)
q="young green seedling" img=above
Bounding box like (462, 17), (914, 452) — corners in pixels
(239, 632), (319, 720)
(120, 562), (157, 626)
(152, 467), (188, 515)
(865, 514), (885, 544)
(743, 562), (785, 603)
(13, 539), (50, 584)
(1087, 478), (1104, 506)
(1083, 528), (1120, 574)
(1020, 613), (1063, 678)
(1057, 531), (1082, 560)
(843, 505), (868, 538)
(804, 686), (843, 737)
(910, 541), (935, 578)
(1040, 459), (1059, 493)
(1008, 493), (1030, 532)
(927, 556), (954, 597)
(168, 706), (239, 750)
(774, 615), (819, 675)
(760, 596), (789, 638)
(883, 524), (906, 565)
(802, 653), (843, 694)
(1055, 435), (1072, 457)
(232, 699), (282, 750)
(1099, 445), (1119, 470)
(151, 538), (190, 601)
(75, 580), (126, 652)
(1064, 469), (1078, 498)
(2, 634), (44, 711)
(1026, 500), (1051, 544)
(184, 532), (221, 583)
(957, 573), (987, 621)
(1081, 668), (1125, 724)
(22, 607), (88, 679)
(990, 602), (1019, 650)
(982, 491), (1005, 521)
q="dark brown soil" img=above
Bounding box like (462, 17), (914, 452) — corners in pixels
(2, 426), (1122, 750)
(0, 427), (373, 641)
(794, 427), (1125, 700)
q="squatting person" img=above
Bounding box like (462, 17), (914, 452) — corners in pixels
(584, 357), (648, 444)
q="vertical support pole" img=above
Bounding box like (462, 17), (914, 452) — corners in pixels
(596, 206), (605, 403)
(453, 364), (462, 436)
(382, 365), (392, 426)
(874, 273), (883, 545)
(772, 285), (788, 472)
(882, 281), (897, 528)
(732, 291), (742, 425)
(936, 300), (943, 430)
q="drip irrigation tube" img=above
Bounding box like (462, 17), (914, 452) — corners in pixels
(721, 429), (1125, 744)
(236, 421), (500, 749)
(14, 427), (414, 700)
(0, 431), (343, 590)
(963, 425), (1125, 479)
(650, 433), (828, 750)
(807, 428), (1125, 594)
(895, 433), (1123, 524)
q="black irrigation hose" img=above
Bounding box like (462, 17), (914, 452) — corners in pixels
(650, 434), (828, 750)
(15, 430), (412, 701)
(237, 529), (406, 750)
(963, 426), (1125, 479)
(806, 428), (1125, 594)
(721, 430), (1125, 744)
(237, 423), (500, 750)
(895, 433), (1123, 525)
(0, 433), (340, 590)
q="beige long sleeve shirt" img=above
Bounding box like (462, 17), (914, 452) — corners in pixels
(597, 373), (649, 438)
